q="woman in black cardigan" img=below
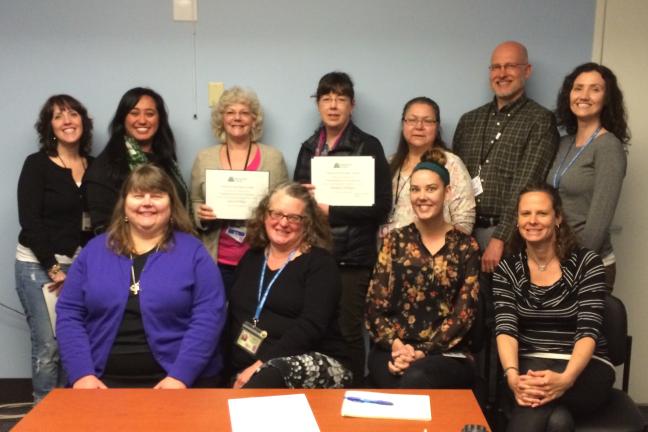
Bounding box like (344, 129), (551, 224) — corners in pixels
(228, 182), (352, 389)
(16, 94), (93, 401)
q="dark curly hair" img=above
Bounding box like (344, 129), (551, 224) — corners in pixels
(555, 63), (630, 143)
(102, 87), (178, 182)
(246, 182), (332, 251)
(35, 94), (93, 157)
(390, 96), (448, 176)
(507, 183), (579, 262)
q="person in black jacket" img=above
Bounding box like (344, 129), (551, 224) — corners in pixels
(293, 72), (391, 385)
(16, 94), (94, 401)
(84, 87), (189, 233)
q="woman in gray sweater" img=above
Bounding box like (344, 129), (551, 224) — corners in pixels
(547, 63), (630, 290)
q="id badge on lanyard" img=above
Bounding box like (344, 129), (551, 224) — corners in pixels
(235, 250), (296, 355)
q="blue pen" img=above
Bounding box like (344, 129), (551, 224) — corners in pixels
(345, 396), (394, 406)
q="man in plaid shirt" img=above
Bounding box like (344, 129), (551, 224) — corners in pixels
(453, 41), (558, 274)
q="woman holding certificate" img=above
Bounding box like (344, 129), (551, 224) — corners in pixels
(191, 86), (288, 295)
(366, 148), (480, 389)
(56, 164), (226, 389)
(385, 96), (475, 235)
(228, 182), (352, 389)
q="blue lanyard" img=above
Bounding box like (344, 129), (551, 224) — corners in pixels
(254, 249), (296, 324)
(552, 126), (601, 188)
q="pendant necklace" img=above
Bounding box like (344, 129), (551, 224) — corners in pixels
(129, 244), (160, 295)
(529, 255), (554, 272)
(129, 264), (141, 295)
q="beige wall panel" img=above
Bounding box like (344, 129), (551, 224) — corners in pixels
(597, 0), (648, 403)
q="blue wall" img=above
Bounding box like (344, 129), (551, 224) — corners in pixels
(0, 0), (595, 377)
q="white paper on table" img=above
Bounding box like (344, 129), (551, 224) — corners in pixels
(228, 393), (320, 432)
(42, 283), (58, 337)
(205, 169), (270, 220)
(310, 156), (374, 206)
(340, 390), (432, 421)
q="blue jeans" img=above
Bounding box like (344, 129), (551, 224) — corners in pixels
(14, 260), (67, 401)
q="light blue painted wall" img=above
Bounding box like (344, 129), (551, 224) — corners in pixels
(0, 0), (595, 377)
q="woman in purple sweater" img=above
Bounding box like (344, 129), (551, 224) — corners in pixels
(57, 164), (226, 389)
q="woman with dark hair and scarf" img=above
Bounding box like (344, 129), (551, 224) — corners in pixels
(84, 87), (190, 233)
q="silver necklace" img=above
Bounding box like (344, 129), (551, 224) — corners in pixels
(529, 255), (554, 272)
(129, 244), (160, 295)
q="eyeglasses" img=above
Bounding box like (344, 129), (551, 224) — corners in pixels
(224, 110), (252, 118)
(488, 63), (528, 72)
(403, 117), (437, 127)
(267, 209), (305, 224)
(319, 95), (351, 105)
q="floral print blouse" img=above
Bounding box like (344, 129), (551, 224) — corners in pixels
(366, 224), (480, 354)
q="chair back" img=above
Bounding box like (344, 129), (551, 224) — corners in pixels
(602, 294), (628, 366)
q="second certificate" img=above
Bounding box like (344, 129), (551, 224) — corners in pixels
(205, 169), (270, 220)
(311, 156), (375, 206)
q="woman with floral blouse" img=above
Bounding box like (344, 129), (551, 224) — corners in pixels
(365, 148), (481, 388)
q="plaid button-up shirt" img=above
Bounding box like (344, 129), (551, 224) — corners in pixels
(453, 95), (559, 241)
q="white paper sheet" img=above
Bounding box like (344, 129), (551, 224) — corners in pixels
(311, 156), (374, 206)
(205, 169), (270, 220)
(228, 393), (320, 432)
(42, 283), (58, 337)
(340, 390), (431, 421)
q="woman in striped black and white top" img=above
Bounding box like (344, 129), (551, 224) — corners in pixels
(493, 183), (613, 432)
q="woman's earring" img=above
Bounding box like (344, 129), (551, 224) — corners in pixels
(124, 216), (129, 223)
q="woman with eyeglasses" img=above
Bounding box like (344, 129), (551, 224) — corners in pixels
(227, 182), (352, 389)
(191, 86), (288, 295)
(547, 63), (629, 291)
(383, 97), (475, 236)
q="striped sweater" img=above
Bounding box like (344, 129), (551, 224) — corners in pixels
(493, 247), (609, 361)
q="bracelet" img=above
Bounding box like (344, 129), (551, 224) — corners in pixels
(48, 263), (62, 276)
(503, 366), (519, 378)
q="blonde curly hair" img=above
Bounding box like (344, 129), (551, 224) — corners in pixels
(211, 86), (264, 143)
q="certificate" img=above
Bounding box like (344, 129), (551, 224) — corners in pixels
(311, 156), (374, 206)
(205, 170), (270, 220)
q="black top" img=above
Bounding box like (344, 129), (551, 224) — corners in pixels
(228, 247), (351, 373)
(17, 150), (93, 269)
(83, 149), (188, 233)
(293, 121), (392, 268)
(103, 248), (166, 378)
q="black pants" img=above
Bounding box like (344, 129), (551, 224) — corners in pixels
(505, 357), (614, 432)
(338, 266), (372, 387)
(368, 347), (474, 389)
(218, 263), (237, 299)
